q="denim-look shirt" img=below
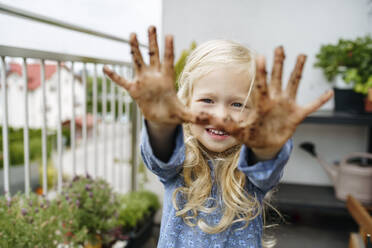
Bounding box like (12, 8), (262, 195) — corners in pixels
(140, 122), (293, 248)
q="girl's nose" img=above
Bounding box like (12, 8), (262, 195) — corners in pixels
(213, 105), (229, 119)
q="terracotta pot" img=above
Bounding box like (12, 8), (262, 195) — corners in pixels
(85, 236), (102, 248)
(365, 89), (372, 112)
(365, 98), (372, 112)
(84, 241), (102, 248)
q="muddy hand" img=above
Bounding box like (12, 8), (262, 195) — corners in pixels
(212, 46), (334, 149)
(103, 26), (211, 125)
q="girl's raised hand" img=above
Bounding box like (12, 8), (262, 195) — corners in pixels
(103, 26), (209, 125)
(215, 47), (334, 153)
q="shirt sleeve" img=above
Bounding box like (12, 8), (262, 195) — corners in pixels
(140, 120), (186, 184)
(237, 138), (293, 194)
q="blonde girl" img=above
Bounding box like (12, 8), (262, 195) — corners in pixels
(104, 26), (333, 248)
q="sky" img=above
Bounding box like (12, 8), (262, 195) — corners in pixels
(0, 0), (162, 63)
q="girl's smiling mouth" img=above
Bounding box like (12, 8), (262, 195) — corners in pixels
(205, 128), (230, 140)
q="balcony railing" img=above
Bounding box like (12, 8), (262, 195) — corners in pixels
(0, 3), (145, 198)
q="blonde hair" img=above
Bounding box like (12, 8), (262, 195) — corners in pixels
(172, 40), (263, 234)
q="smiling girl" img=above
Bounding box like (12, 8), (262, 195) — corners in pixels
(103, 26), (333, 248)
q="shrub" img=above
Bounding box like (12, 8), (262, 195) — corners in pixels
(0, 193), (83, 247)
(116, 190), (160, 232)
(60, 175), (119, 245)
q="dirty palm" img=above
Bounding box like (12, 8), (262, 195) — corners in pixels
(103, 27), (333, 153)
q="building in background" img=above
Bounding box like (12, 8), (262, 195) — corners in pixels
(1, 62), (90, 132)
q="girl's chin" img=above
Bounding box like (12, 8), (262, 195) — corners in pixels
(200, 142), (242, 158)
(199, 138), (240, 155)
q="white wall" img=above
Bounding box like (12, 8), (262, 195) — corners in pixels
(160, 0), (372, 186)
(0, 0), (162, 62)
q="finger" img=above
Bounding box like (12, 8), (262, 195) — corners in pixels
(285, 54), (306, 100)
(130, 33), (145, 74)
(148, 26), (160, 69)
(253, 56), (269, 111)
(103, 66), (131, 90)
(299, 89), (334, 121)
(162, 35), (175, 78)
(269, 46), (285, 96)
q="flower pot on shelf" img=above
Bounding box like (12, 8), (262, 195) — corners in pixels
(333, 88), (365, 114)
(365, 89), (372, 113)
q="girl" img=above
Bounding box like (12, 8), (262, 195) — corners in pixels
(103, 26), (333, 248)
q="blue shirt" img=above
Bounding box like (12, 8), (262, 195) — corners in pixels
(141, 123), (293, 248)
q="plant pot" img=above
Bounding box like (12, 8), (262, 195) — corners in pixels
(365, 98), (372, 113)
(333, 88), (365, 114)
(85, 236), (102, 248)
(365, 89), (372, 113)
(126, 212), (155, 248)
(84, 241), (102, 248)
(110, 210), (156, 248)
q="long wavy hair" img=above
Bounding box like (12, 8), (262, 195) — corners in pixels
(172, 40), (266, 234)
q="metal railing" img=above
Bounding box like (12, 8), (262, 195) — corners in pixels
(0, 3), (144, 198)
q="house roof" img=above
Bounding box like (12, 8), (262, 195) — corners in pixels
(7, 63), (81, 91)
(62, 113), (94, 129)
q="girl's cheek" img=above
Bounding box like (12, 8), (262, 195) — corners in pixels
(231, 108), (250, 122)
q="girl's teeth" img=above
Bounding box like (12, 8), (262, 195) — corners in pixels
(208, 128), (227, 136)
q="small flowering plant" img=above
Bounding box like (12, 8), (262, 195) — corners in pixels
(0, 193), (83, 247)
(60, 175), (120, 246)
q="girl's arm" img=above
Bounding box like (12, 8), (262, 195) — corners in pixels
(146, 121), (178, 162)
(238, 138), (293, 194)
(140, 120), (186, 184)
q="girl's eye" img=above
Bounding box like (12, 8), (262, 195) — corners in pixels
(200, 99), (213, 104)
(232, 102), (243, 108)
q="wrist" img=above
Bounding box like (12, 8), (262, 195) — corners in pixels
(146, 120), (178, 131)
(251, 145), (282, 162)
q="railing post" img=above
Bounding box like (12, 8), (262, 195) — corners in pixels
(93, 64), (98, 178)
(110, 70), (116, 189)
(70, 62), (76, 176)
(22, 58), (30, 197)
(56, 62), (63, 193)
(82, 63), (87, 175)
(1, 56), (10, 198)
(130, 102), (139, 192)
(41, 59), (48, 195)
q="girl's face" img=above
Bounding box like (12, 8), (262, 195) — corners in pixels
(189, 67), (252, 153)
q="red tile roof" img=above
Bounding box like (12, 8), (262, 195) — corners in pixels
(75, 114), (94, 128)
(62, 113), (94, 129)
(8, 63), (81, 91)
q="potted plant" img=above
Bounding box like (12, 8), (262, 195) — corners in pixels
(60, 175), (119, 247)
(0, 192), (83, 247)
(111, 190), (160, 247)
(314, 35), (372, 114)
